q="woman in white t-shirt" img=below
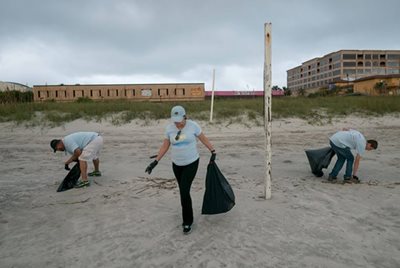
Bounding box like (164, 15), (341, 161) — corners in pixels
(145, 105), (216, 235)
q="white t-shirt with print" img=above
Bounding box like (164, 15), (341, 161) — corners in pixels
(165, 120), (202, 166)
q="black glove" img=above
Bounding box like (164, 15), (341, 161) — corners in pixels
(145, 160), (158, 174)
(210, 150), (216, 162)
(64, 163), (71, 171)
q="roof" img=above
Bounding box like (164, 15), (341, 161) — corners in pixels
(353, 74), (400, 83)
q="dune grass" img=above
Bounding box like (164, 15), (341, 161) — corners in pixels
(0, 96), (399, 126)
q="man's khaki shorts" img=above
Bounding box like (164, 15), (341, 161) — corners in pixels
(79, 136), (103, 161)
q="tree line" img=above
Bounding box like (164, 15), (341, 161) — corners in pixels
(0, 91), (33, 104)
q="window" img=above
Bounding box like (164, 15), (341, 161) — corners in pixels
(357, 61), (363, 67)
(343, 69), (356, 75)
(380, 62), (386, 67)
(90, 90), (93, 97)
(116, 90), (119, 97)
(55, 91), (58, 98)
(343, 62), (356, 67)
(365, 54), (371, 59)
(380, 54), (386, 59)
(387, 54), (400, 60)
(132, 89), (136, 96)
(357, 54), (363, 59)
(99, 90), (102, 97)
(38, 91), (41, 98)
(343, 54), (356, 60)
(387, 61), (400, 67)
(365, 61), (371, 67)
(107, 89), (110, 97)
(73, 90), (76, 98)
(82, 90), (84, 97)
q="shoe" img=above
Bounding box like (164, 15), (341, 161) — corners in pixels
(343, 176), (360, 184)
(75, 180), (90, 188)
(88, 171), (101, 177)
(351, 176), (360, 184)
(327, 175), (337, 183)
(183, 225), (192, 235)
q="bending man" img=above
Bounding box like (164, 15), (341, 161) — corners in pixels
(51, 132), (103, 188)
(328, 129), (377, 183)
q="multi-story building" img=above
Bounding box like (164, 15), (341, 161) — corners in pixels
(32, 83), (204, 102)
(287, 50), (400, 92)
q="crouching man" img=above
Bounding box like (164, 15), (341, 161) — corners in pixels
(51, 132), (103, 188)
(328, 129), (377, 184)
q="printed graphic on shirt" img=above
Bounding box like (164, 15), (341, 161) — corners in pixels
(174, 133), (186, 142)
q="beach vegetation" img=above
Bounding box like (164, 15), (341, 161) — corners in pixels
(0, 96), (399, 126)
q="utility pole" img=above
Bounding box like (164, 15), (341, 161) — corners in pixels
(264, 23), (272, 200)
(209, 69), (215, 122)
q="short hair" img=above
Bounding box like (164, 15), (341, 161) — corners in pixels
(367, 139), (378, 149)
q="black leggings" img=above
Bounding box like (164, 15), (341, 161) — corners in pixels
(172, 158), (199, 226)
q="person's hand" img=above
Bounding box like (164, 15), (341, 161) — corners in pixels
(352, 175), (359, 180)
(64, 163), (71, 171)
(145, 160), (158, 174)
(210, 150), (216, 162)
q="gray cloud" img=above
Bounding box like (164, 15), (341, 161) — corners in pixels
(1, 0), (399, 90)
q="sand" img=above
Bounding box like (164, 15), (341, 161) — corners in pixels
(0, 115), (399, 268)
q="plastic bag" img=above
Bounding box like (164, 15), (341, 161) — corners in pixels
(57, 162), (80, 192)
(202, 161), (235, 215)
(305, 147), (335, 177)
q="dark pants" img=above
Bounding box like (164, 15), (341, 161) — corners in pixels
(172, 158), (199, 226)
(329, 140), (354, 178)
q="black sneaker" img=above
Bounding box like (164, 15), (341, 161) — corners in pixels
(183, 225), (192, 235)
(327, 175), (337, 183)
(343, 176), (360, 184)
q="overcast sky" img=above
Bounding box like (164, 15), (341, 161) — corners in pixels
(1, 0), (399, 90)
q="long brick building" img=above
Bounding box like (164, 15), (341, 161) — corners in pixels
(33, 83), (205, 102)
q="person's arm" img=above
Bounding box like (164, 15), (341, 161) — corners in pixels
(197, 133), (215, 152)
(155, 139), (170, 162)
(145, 139), (170, 174)
(65, 148), (81, 165)
(353, 154), (361, 176)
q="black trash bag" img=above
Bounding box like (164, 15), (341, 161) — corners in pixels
(57, 162), (80, 192)
(202, 161), (235, 215)
(305, 147), (335, 177)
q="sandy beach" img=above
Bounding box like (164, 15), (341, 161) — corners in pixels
(0, 115), (399, 268)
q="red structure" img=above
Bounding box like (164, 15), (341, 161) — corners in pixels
(205, 90), (284, 97)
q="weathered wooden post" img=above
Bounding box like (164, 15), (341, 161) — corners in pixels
(264, 23), (272, 199)
(209, 69), (216, 122)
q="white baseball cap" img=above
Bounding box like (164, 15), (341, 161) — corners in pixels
(171, 105), (186, 122)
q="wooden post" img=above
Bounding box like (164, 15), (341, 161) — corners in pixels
(209, 69), (216, 122)
(264, 23), (272, 199)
